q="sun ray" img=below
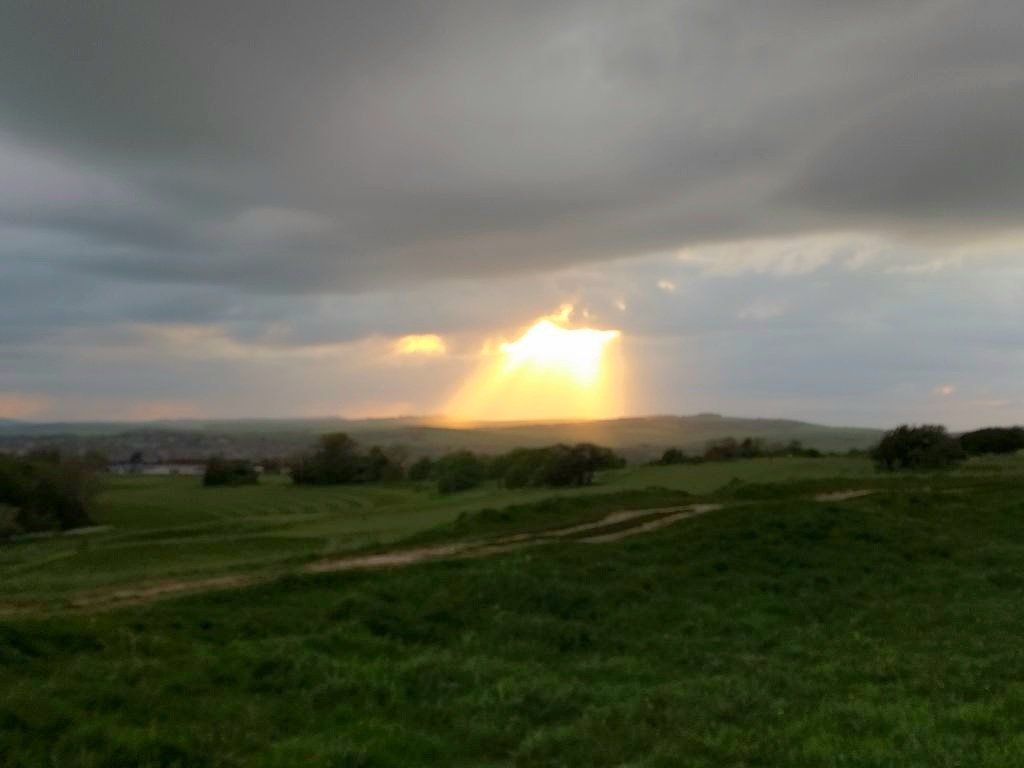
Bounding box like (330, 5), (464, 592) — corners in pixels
(446, 307), (623, 421)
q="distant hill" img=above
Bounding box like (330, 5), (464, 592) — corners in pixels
(0, 414), (882, 463)
(339, 414), (881, 460)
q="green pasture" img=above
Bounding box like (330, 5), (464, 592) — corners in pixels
(2, 456), (1024, 765)
(0, 457), (867, 607)
(1, 454), (1019, 609)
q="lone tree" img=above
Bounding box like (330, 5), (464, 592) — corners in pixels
(871, 425), (966, 471)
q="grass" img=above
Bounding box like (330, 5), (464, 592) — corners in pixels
(2, 456), (1024, 765)
(0, 456), (878, 608)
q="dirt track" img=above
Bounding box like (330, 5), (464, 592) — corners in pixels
(58, 504), (721, 612)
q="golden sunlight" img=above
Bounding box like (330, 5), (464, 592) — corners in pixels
(393, 334), (447, 356)
(446, 307), (623, 421)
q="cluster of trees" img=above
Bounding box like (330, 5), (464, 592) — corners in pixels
(0, 450), (100, 540)
(291, 433), (405, 485)
(871, 424), (1024, 472)
(291, 433), (624, 494)
(656, 438), (823, 466)
(420, 444), (624, 493)
(490, 443), (624, 489)
(409, 443), (624, 493)
(203, 457), (260, 487)
(871, 425), (965, 471)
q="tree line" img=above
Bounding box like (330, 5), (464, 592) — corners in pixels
(654, 437), (825, 466)
(277, 433), (624, 494)
(871, 425), (1024, 471)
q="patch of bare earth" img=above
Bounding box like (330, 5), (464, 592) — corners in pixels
(814, 490), (876, 502)
(69, 573), (276, 610)
(579, 504), (721, 543)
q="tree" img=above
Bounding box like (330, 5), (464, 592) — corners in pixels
(358, 446), (397, 482)
(659, 448), (686, 465)
(704, 438), (740, 461)
(959, 427), (1024, 456)
(0, 504), (21, 541)
(0, 452), (100, 533)
(872, 425), (966, 471)
(292, 434), (403, 485)
(407, 457), (435, 482)
(535, 443), (622, 487)
(488, 443), (624, 489)
(292, 433), (361, 485)
(435, 451), (485, 494)
(203, 457), (260, 487)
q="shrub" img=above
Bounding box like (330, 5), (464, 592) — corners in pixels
(0, 504), (22, 541)
(407, 457), (435, 482)
(435, 451), (486, 494)
(959, 427), (1024, 456)
(657, 448), (705, 465)
(871, 425), (966, 471)
(203, 457), (260, 487)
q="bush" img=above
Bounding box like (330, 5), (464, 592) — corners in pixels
(0, 504), (22, 541)
(435, 451), (486, 494)
(407, 457), (435, 482)
(656, 448), (704, 466)
(959, 427), (1024, 456)
(871, 425), (966, 471)
(203, 457), (260, 487)
(0, 452), (99, 533)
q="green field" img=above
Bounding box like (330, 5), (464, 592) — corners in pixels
(3, 455), (1024, 765)
(0, 457), (875, 609)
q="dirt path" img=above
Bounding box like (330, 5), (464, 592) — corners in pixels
(579, 505), (720, 543)
(813, 490), (876, 502)
(41, 503), (721, 613)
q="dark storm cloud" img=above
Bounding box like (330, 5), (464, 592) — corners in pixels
(1, 0), (1022, 295)
(4, 0), (1024, 426)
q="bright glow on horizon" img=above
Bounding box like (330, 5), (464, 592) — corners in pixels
(446, 307), (623, 421)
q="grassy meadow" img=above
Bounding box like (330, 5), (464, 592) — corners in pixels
(2, 454), (1024, 765)
(0, 456), (873, 609)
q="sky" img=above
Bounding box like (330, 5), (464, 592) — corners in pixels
(1, 0), (1023, 429)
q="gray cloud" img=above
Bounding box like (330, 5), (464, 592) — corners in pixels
(3, 1), (1024, 425)
(1, 0), (1022, 295)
